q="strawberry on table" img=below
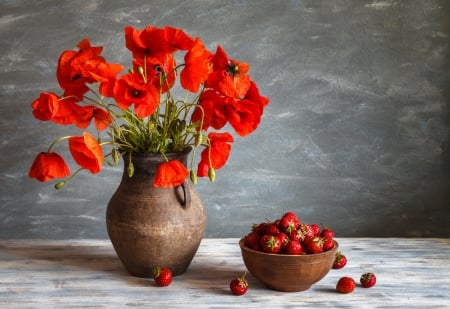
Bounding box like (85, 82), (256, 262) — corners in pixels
(153, 267), (172, 287)
(230, 272), (249, 295)
(332, 252), (347, 269)
(360, 272), (376, 288)
(336, 276), (356, 293)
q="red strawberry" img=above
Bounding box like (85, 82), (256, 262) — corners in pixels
(302, 236), (324, 254)
(360, 273), (376, 288)
(277, 232), (289, 250)
(260, 235), (282, 254)
(288, 228), (302, 241)
(323, 237), (334, 251)
(284, 239), (303, 255)
(252, 222), (268, 235)
(332, 252), (347, 269)
(336, 277), (356, 293)
(279, 212), (300, 234)
(244, 231), (261, 251)
(298, 223), (314, 241)
(309, 223), (321, 236)
(320, 227), (335, 239)
(230, 272), (248, 295)
(153, 267), (172, 287)
(265, 222), (281, 236)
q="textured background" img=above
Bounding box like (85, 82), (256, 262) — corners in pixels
(1, 0), (449, 239)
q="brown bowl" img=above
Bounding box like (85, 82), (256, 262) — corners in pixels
(239, 238), (338, 292)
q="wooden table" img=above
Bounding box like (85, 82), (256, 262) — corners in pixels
(0, 238), (449, 308)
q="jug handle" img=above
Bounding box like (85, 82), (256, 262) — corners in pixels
(179, 181), (191, 208)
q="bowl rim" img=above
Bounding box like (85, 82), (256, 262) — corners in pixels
(239, 238), (339, 257)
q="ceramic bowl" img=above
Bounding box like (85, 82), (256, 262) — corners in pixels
(239, 238), (338, 292)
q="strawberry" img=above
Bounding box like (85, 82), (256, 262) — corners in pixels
(265, 222), (281, 236)
(302, 236), (324, 254)
(360, 273), (376, 288)
(279, 212), (300, 234)
(309, 223), (321, 236)
(252, 222), (268, 235)
(244, 231), (261, 251)
(260, 235), (282, 254)
(230, 272), (248, 295)
(277, 232), (290, 250)
(288, 228), (302, 241)
(332, 251), (347, 269)
(284, 239), (303, 255)
(298, 223), (314, 241)
(153, 267), (172, 287)
(323, 237), (334, 251)
(336, 277), (356, 293)
(320, 227), (335, 239)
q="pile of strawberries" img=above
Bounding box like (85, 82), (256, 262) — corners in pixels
(243, 211), (335, 255)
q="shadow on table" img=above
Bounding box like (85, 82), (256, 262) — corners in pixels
(1, 241), (268, 292)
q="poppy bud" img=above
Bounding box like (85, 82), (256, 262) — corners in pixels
(137, 66), (145, 77)
(55, 181), (66, 190)
(112, 148), (120, 165)
(194, 133), (202, 147)
(208, 167), (216, 182)
(190, 170), (198, 184)
(127, 161), (134, 178)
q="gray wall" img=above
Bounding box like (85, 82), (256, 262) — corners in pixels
(1, 0), (449, 239)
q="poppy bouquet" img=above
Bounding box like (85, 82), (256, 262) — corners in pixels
(28, 25), (269, 188)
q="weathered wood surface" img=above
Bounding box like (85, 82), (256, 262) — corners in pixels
(0, 238), (449, 308)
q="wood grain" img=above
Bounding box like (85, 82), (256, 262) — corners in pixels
(0, 238), (449, 308)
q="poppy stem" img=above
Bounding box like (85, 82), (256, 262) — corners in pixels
(47, 136), (72, 153)
(54, 167), (84, 189)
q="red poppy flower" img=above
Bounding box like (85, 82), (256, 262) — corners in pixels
(57, 38), (104, 97)
(226, 81), (270, 136)
(80, 60), (124, 84)
(92, 107), (113, 131)
(125, 25), (194, 59)
(225, 98), (262, 137)
(206, 45), (251, 98)
(68, 132), (103, 174)
(69, 105), (95, 129)
(197, 132), (234, 177)
(31, 92), (83, 126)
(132, 53), (177, 93)
(153, 159), (189, 188)
(69, 105), (113, 130)
(196, 160), (210, 178)
(29, 152), (70, 182)
(180, 37), (213, 93)
(57, 38), (123, 99)
(112, 72), (160, 118)
(192, 90), (228, 131)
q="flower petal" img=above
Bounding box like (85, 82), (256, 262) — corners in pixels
(68, 132), (103, 173)
(153, 160), (189, 188)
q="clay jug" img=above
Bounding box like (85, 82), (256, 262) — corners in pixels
(106, 148), (206, 277)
